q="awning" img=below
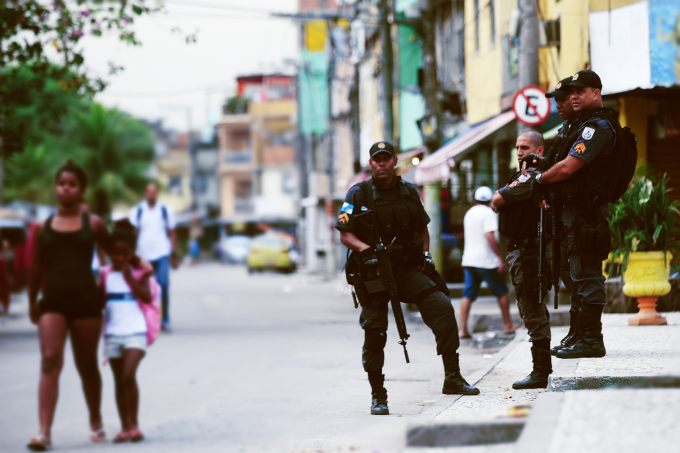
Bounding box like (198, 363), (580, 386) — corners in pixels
(396, 146), (425, 167)
(415, 111), (516, 185)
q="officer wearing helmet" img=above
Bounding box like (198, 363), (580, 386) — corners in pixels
(336, 141), (479, 416)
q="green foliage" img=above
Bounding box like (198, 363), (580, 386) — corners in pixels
(224, 96), (249, 115)
(6, 102), (155, 217)
(0, 63), (89, 158)
(608, 173), (680, 270)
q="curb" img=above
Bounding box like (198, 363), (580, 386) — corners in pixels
(414, 329), (529, 421)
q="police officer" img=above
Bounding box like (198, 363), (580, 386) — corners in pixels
(337, 141), (479, 416)
(491, 131), (552, 389)
(544, 78), (585, 356)
(523, 70), (619, 359)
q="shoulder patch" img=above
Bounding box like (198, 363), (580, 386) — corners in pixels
(582, 127), (595, 140)
(341, 202), (354, 214)
(518, 174), (530, 183)
(574, 143), (586, 154)
(338, 213), (349, 224)
(509, 180), (519, 188)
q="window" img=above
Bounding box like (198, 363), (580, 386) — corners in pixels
(169, 176), (182, 196)
(474, 0), (480, 52)
(489, 0), (496, 44)
(544, 19), (561, 48)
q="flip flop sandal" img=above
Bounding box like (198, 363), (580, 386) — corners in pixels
(128, 429), (144, 443)
(27, 435), (52, 452)
(113, 431), (131, 444)
(90, 429), (106, 443)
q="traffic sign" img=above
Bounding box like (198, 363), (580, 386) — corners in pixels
(512, 85), (550, 126)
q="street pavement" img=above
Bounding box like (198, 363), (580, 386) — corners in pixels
(0, 263), (503, 452)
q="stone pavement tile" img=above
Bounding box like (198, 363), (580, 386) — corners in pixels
(547, 388), (680, 453)
(436, 331), (558, 419)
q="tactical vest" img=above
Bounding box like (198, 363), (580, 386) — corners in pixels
(498, 172), (540, 241)
(358, 177), (421, 246)
(554, 107), (622, 208)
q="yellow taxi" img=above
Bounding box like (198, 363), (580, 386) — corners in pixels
(247, 232), (297, 273)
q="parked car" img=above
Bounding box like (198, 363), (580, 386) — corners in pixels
(219, 235), (252, 264)
(247, 232), (296, 273)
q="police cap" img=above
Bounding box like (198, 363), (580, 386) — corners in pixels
(545, 76), (573, 99)
(369, 141), (396, 158)
(565, 70), (602, 90)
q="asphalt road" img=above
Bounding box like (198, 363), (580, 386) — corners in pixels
(0, 263), (499, 452)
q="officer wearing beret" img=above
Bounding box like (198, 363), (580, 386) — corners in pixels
(337, 141), (479, 416)
(521, 70), (621, 359)
(491, 131), (552, 389)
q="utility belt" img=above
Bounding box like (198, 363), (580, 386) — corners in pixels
(508, 237), (539, 253)
(561, 203), (611, 262)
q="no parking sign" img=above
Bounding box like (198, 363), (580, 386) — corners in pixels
(512, 85), (550, 126)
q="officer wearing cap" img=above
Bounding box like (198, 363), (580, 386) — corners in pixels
(337, 141), (479, 416)
(534, 77), (585, 355)
(521, 70), (622, 359)
(491, 131), (553, 389)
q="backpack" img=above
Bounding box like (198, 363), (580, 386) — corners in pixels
(597, 110), (639, 203)
(101, 265), (162, 347)
(137, 204), (169, 237)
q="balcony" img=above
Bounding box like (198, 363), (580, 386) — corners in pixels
(223, 150), (252, 164)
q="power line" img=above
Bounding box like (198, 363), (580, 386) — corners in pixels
(99, 81), (235, 98)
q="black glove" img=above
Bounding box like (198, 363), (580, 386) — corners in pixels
(530, 174), (549, 205)
(423, 251), (436, 273)
(519, 153), (542, 170)
(360, 248), (378, 274)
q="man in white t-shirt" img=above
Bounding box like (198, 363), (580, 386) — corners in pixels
(459, 186), (517, 338)
(129, 183), (179, 330)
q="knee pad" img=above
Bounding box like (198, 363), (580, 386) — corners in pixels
(364, 330), (387, 351)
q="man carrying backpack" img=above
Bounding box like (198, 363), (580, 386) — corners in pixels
(129, 182), (180, 331)
(520, 70), (637, 360)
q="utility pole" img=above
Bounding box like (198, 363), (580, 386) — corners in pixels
(517, 0), (540, 134)
(420, 0), (442, 271)
(324, 0), (336, 278)
(380, 0), (395, 143)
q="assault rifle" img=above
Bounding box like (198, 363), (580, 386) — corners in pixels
(355, 210), (410, 363)
(549, 189), (561, 310)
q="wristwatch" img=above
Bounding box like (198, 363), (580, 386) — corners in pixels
(535, 173), (543, 184)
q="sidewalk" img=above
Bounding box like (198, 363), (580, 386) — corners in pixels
(406, 312), (680, 451)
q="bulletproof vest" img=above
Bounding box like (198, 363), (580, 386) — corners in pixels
(555, 108), (621, 208)
(359, 177), (421, 246)
(498, 172), (540, 240)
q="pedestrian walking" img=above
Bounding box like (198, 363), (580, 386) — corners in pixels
(129, 183), (179, 331)
(458, 186), (518, 339)
(523, 70), (637, 359)
(27, 160), (111, 452)
(338, 141), (479, 416)
(101, 220), (161, 444)
(491, 131), (553, 389)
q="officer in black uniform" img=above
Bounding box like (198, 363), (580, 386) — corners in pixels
(491, 131), (552, 389)
(337, 141), (479, 416)
(544, 78), (585, 355)
(523, 70), (620, 359)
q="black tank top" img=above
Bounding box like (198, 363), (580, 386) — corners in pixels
(41, 213), (99, 303)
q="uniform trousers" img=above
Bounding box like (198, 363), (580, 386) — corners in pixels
(506, 248), (551, 342)
(359, 267), (459, 372)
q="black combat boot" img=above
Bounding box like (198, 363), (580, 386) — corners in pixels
(442, 353), (480, 395)
(556, 305), (606, 359)
(367, 371), (389, 415)
(513, 339), (553, 389)
(551, 309), (581, 355)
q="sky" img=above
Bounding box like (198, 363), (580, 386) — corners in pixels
(79, 0), (300, 140)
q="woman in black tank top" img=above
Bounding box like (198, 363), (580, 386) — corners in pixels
(27, 160), (111, 451)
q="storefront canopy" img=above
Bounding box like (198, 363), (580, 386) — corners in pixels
(415, 111), (516, 185)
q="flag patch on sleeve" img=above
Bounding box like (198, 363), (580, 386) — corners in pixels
(341, 202), (354, 214)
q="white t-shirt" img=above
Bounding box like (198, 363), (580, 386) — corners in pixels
(129, 201), (176, 261)
(461, 204), (500, 269)
(105, 271), (147, 336)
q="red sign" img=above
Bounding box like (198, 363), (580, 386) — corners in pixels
(512, 85), (550, 126)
